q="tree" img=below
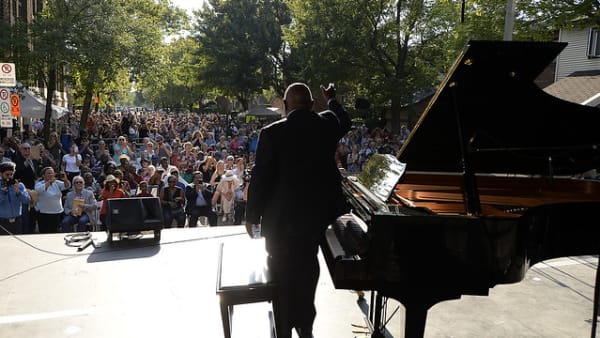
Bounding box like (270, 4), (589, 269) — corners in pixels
(192, 0), (290, 111)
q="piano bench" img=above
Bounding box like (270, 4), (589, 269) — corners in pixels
(216, 240), (278, 338)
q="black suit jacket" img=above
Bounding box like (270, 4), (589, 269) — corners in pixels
(184, 183), (215, 212)
(246, 99), (351, 239)
(14, 155), (40, 189)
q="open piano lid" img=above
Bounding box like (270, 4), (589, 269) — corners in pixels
(398, 40), (600, 176)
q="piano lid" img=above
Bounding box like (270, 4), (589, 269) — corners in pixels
(398, 40), (600, 176)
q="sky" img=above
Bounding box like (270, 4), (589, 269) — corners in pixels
(170, 0), (204, 14)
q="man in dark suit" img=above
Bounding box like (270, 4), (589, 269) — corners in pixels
(185, 171), (217, 226)
(14, 143), (40, 234)
(246, 82), (351, 338)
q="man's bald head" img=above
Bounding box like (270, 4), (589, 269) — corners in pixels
(283, 82), (314, 113)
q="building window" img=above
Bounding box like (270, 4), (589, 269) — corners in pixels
(589, 28), (600, 58)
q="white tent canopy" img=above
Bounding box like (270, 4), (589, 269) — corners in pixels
(246, 105), (283, 117)
(19, 89), (68, 120)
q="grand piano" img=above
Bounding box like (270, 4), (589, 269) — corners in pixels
(321, 40), (600, 337)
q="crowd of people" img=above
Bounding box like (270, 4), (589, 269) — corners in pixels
(0, 107), (407, 235)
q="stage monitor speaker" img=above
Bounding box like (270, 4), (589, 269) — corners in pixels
(106, 197), (164, 242)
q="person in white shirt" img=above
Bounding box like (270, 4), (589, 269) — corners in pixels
(62, 144), (82, 182)
(35, 167), (70, 233)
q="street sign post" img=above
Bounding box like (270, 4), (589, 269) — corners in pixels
(0, 88), (12, 128)
(0, 63), (16, 87)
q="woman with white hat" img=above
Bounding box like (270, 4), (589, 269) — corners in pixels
(212, 170), (239, 223)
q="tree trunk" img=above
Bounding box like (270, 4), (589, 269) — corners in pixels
(79, 84), (94, 134)
(42, 66), (57, 143)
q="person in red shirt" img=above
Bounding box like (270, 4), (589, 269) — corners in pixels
(98, 174), (127, 231)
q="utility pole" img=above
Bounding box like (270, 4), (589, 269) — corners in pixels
(503, 0), (515, 41)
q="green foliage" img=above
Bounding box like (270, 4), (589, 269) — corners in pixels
(191, 0), (290, 110)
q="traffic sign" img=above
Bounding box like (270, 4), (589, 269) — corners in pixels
(0, 88), (12, 128)
(10, 93), (20, 117)
(0, 63), (16, 87)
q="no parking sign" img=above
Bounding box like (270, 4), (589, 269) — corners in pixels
(0, 88), (13, 128)
(0, 63), (16, 87)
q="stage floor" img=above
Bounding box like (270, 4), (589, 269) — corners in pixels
(0, 226), (597, 338)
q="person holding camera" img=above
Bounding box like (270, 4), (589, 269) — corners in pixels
(184, 171), (217, 227)
(159, 175), (186, 227)
(35, 167), (71, 233)
(0, 162), (31, 235)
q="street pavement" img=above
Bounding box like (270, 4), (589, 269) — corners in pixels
(0, 226), (597, 338)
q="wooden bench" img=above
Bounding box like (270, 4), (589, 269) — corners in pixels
(216, 240), (279, 338)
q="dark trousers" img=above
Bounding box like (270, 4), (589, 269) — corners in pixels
(234, 201), (246, 225)
(0, 216), (22, 235)
(266, 236), (320, 338)
(187, 206), (217, 226)
(37, 212), (62, 233)
(59, 213), (90, 233)
(163, 208), (186, 228)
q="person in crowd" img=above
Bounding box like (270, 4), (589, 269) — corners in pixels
(97, 160), (117, 187)
(246, 82), (351, 338)
(185, 171), (217, 227)
(112, 136), (132, 163)
(46, 131), (63, 170)
(0, 148), (11, 163)
(35, 167), (71, 233)
(59, 126), (72, 155)
(39, 144), (58, 173)
(141, 140), (155, 162)
(97, 174), (127, 230)
(157, 157), (177, 181)
(59, 175), (97, 232)
(159, 175), (186, 228)
(168, 169), (187, 190)
(135, 181), (154, 197)
(123, 163), (142, 189)
(14, 142), (40, 234)
(0, 162), (31, 235)
(62, 143), (82, 182)
(117, 154), (130, 172)
(198, 156), (216, 182)
(209, 160), (226, 188)
(191, 130), (205, 149)
(225, 155), (235, 170)
(83, 172), (102, 199)
(233, 170), (249, 225)
(212, 170), (238, 223)
(141, 163), (155, 183)
(231, 157), (246, 178)
(112, 169), (131, 194)
(148, 167), (165, 190)
(155, 135), (172, 159)
(179, 141), (196, 165)
(94, 140), (110, 162)
(78, 136), (94, 163)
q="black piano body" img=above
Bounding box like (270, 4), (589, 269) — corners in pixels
(321, 40), (600, 337)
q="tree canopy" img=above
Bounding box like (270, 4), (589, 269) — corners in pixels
(1, 0), (595, 133)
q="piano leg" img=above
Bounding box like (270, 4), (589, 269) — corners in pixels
(404, 302), (428, 338)
(370, 294), (428, 338)
(371, 293), (385, 338)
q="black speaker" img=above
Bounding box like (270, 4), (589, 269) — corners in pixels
(106, 197), (164, 243)
(355, 98), (370, 109)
